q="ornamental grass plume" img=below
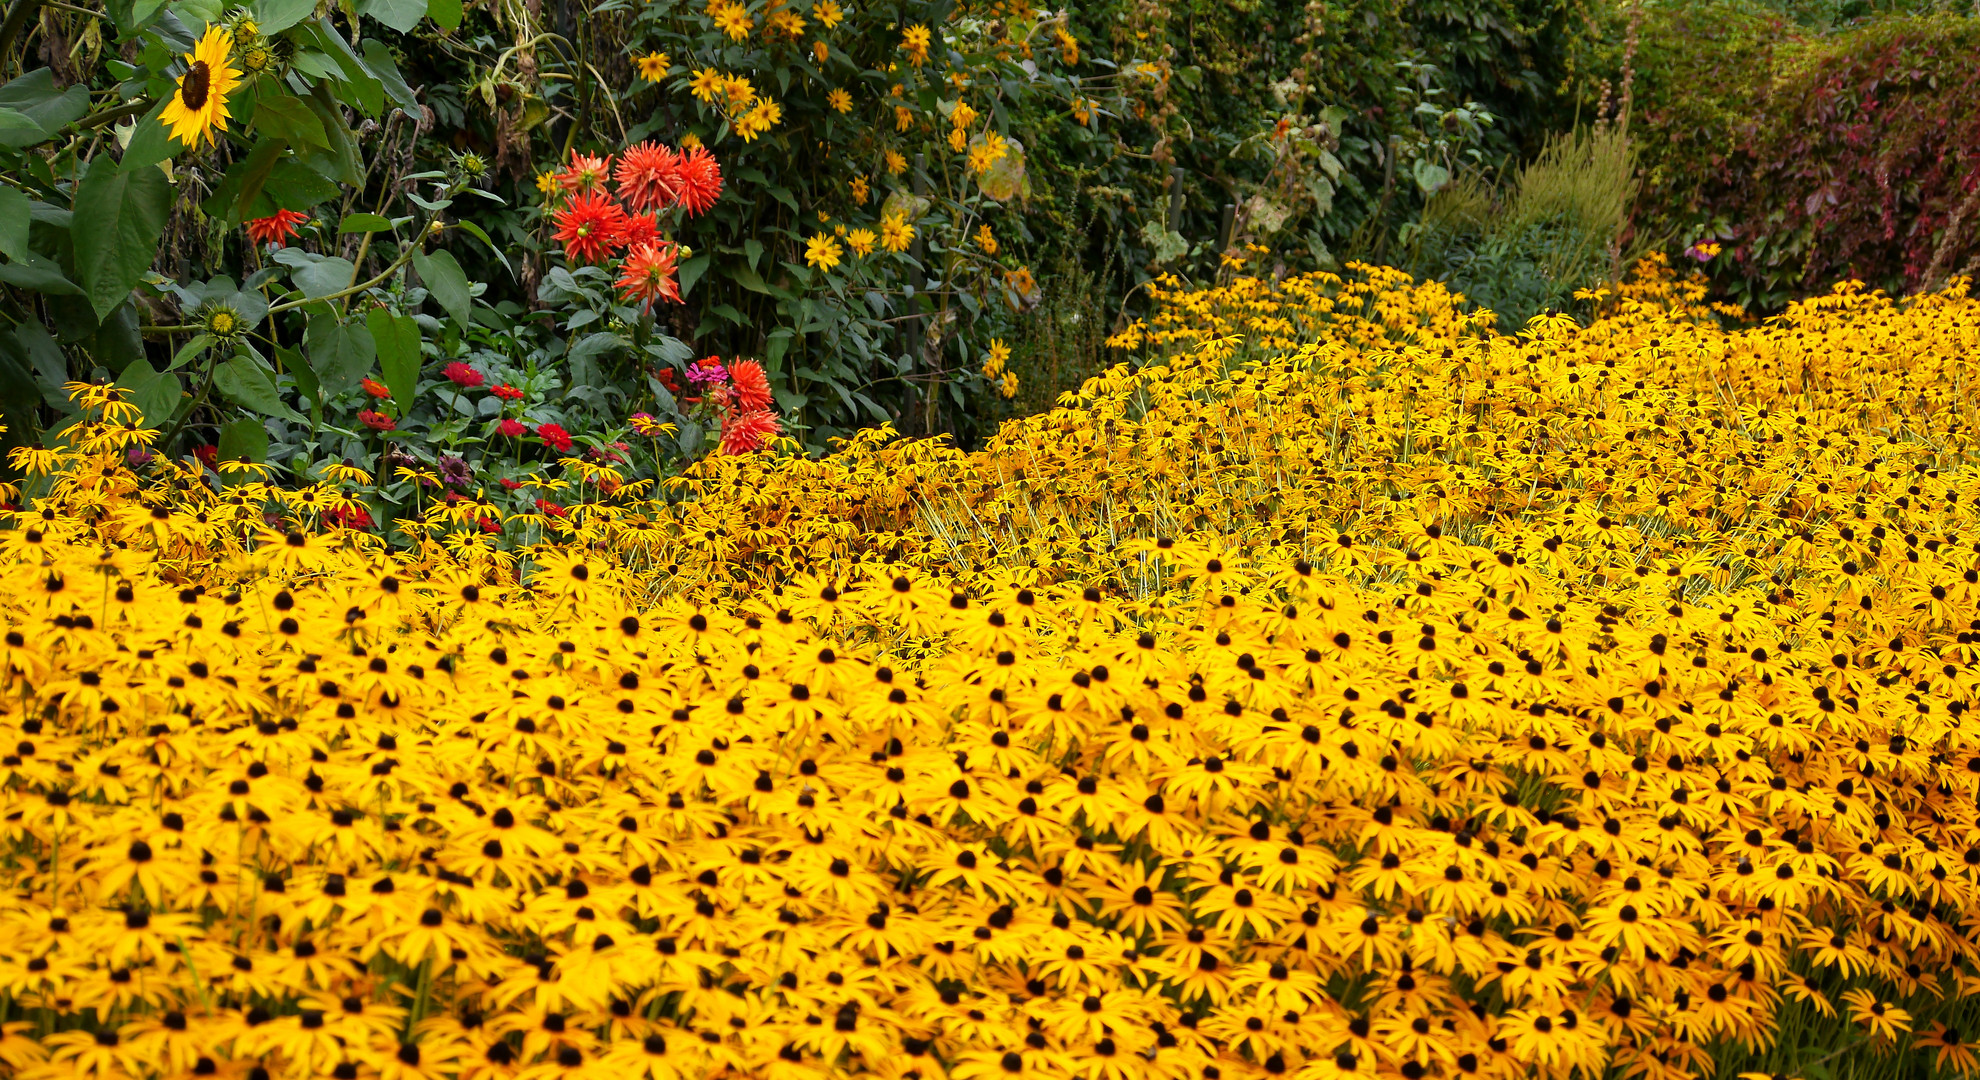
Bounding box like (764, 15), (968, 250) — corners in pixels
(7, 262), (1980, 1080)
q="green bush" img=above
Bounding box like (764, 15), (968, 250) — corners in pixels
(1403, 124), (1642, 329)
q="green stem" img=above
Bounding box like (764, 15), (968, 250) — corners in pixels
(0, 0), (42, 72)
(77, 96), (149, 129)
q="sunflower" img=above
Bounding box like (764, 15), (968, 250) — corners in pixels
(159, 25), (241, 149)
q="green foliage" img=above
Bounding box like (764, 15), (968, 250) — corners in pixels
(1617, 0), (1980, 308)
(1404, 125), (1641, 329)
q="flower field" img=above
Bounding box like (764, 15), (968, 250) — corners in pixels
(4, 260), (1980, 1080)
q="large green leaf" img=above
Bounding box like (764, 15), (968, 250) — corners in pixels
(273, 249), (357, 300)
(251, 93), (328, 150)
(303, 85), (364, 186)
(411, 247), (472, 327)
(115, 358), (183, 427)
(306, 316), (377, 401)
(229, 138), (288, 223)
(253, 0), (319, 33)
(0, 70), (90, 149)
(357, 0), (424, 31)
(0, 252), (80, 295)
(367, 307), (420, 411)
(426, 0), (461, 30)
(300, 19), (384, 116)
(214, 355), (301, 418)
(116, 99), (176, 174)
(217, 417), (268, 463)
(0, 185), (27, 260)
(360, 40), (422, 115)
(71, 156), (170, 321)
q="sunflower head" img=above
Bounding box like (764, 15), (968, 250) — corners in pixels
(201, 303), (244, 341)
(160, 26), (241, 149)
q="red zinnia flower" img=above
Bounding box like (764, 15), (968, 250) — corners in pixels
(359, 409), (397, 432)
(552, 191), (628, 264)
(719, 408), (780, 455)
(443, 362), (485, 389)
(246, 208), (310, 247)
(496, 419), (528, 437)
(655, 367), (680, 393)
(675, 146), (723, 216)
(729, 358), (774, 411)
(558, 151), (614, 194)
(499, 478), (523, 490)
(536, 423), (575, 453)
(361, 377), (392, 399)
(325, 505), (375, 530)
(491, 384), (526, 401)
(192, 444), (219, 469)
(478, 515), (501, 533)
(616, 241), (681, 310)
(614, 141), (683, 213)
(535, 498), (568, 517)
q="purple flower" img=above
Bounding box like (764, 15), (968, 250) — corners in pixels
(126, 447), (154, 467)
(438, 454), (474, 489)
(686, 362), (728, 385)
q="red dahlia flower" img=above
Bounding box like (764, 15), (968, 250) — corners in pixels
(675, 146), (723, 216)
(552, 191), (628, 264)
(558, 151), (614, 194)
(359, 409), (397, 432)
(719, 408), (780, 455)
(728, 359), (774, 411)
(616, 242), (682, 310)
(246, 208), (310, 247)
(619, 211), (660, 251)
(491, 384), (525, 401)
(361, 377), (392, 399)
(615, 141), (683, 214)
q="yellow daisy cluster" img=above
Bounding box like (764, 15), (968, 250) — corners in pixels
(9, 262), (1980, 1080)
(688, 67), (781, 142)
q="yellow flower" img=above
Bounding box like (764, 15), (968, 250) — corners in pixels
(948, 126), (967, 152)
(723, 74), (758, 108)
(736, 98), (783, 141)
(880, 211), (914, 253)
(766, 9), (805, 37)
(635, 51), (671, 82)
(159, 25), (240, 149)
(805, 232), (844, 272)
(884, 148), (907, 175)
(815, 0), (844, 27)
(998, 368), (1018, 398)
(849, 175), (869, 203)
(983, 337), (1010, 376)
(827, 87), (853, 113)
(846, 227), (876, 255)
(535, 169), (559, 195)
(689, 66), (725, 102)
(1054, 25), (1079, 64)
(974, 224), (997, 255)
(710, 0), (754, 40)
(814, 40), (829, 64)
(680, 131), (703, 149)
(894, 104), (913, 132)
(950, 101), (978, 129)
(901, 23), (931, 66)
(966, 130), (1008, 175)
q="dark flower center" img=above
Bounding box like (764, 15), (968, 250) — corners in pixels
(180, 61), (211, 110)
